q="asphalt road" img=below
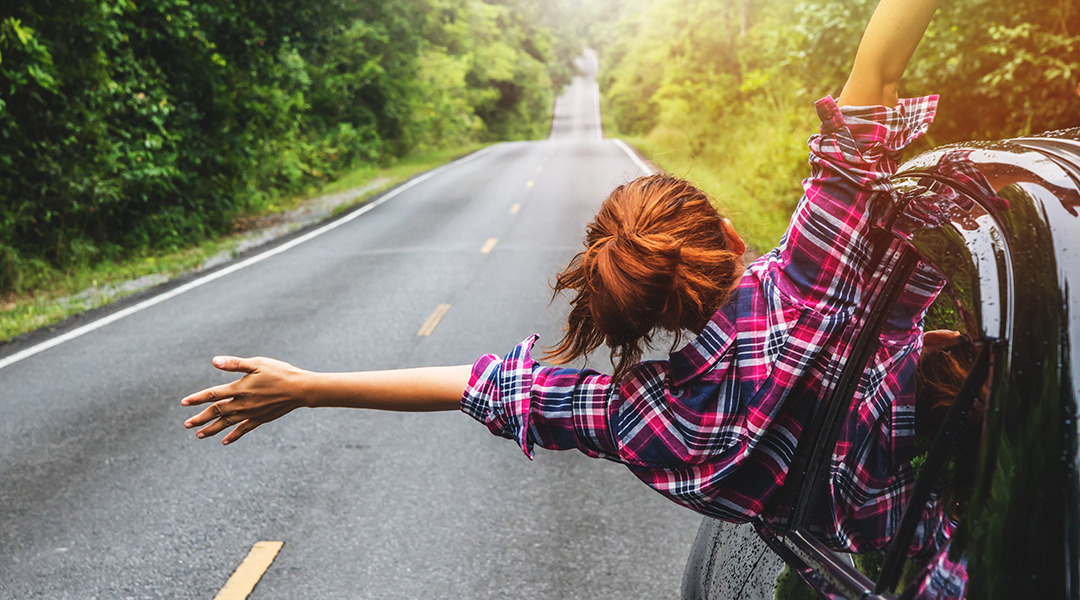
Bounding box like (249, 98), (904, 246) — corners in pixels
(0, 51), (703, 599)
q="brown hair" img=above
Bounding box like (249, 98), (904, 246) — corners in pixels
(915, 337), (986, 518)
(915, 337), (985, 441)
(546, 174), (743, 382)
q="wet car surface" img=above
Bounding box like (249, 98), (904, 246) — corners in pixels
(683, 127), (1080, 600)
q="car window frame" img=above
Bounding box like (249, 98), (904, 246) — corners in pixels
(758, 174), (1010, 599)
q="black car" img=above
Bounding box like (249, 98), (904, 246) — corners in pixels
(682, 128), (1080, 599)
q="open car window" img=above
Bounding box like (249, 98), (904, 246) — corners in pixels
(765, 169), (1011, 599)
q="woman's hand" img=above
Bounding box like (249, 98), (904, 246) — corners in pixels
(182, 356), (311, 445)
(922, 329), (964, 356)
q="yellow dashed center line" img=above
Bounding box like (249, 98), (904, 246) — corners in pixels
(525, 180), (534, 188)
(480, 238), (498, 254)
(536, 165), (544, 173)
(509, 203), (521, 214)
(417, 304), (451, 336)
(213, 541), (284, 600)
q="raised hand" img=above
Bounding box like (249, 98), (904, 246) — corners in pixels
(837, 0), (940, 107)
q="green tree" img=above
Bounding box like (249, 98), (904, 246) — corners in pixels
(0, 0), (576, 294)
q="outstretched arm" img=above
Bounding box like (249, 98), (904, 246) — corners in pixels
(182, 356), (471, 445)
(837, 0), (940, 108)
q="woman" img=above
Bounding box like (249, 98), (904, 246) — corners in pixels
(184, 0), (944, 557)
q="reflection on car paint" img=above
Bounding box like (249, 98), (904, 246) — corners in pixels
(683, 127), (1080, 600)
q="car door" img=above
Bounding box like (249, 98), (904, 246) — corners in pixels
(685, 135), (1080, 600)
(682, 165), (1007, 600)
(753, 160), (1010, 599)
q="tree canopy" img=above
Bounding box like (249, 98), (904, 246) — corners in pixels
(4, 0), (1077, 295)
(0, 0), (578, 292)
(601, 0), (1080, 145)
(594, 0), (1080, 252)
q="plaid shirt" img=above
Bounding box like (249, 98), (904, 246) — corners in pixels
(913, 538), (968, 600)
(462, 95), (942, 553)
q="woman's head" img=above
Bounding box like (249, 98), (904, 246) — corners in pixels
(547, 174), (745, 382)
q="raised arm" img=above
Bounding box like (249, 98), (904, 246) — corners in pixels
(836, 0), (940, 108)
(182, 356), (471, 445)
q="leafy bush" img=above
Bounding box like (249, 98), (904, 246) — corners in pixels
(0, 0), (574, 294)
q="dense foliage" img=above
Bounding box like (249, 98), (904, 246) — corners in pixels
(6, 0), (1077, 296)
(602, 0), (1080, 142)
(596, 0), (1080, 249)
(0, 0), (576, 293)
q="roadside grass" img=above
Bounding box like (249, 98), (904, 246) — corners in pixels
(0, 143), (490, 343)
(610, 92), (817, 255)
(322, 143), (489, 216)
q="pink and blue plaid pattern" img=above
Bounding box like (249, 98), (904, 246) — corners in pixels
(462, 96), (943, 553)
(912, 540), (969, 600)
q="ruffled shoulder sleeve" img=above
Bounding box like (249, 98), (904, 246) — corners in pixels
(809, 95), (938, 193)
(461, 334), (543, 458)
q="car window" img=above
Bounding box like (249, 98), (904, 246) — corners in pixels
(772, 173), (1009, 599)
(759, 138), (1080, 600)
(867, 173), (1008, 595)
(853, 286), (991, 595)
(919, 144), (1080, 599)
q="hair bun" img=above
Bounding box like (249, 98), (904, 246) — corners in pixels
(548, 174), (743, 382)
(589, 231), (682, 343)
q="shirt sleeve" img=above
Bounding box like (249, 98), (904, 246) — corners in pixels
(912, 534), (969, 600)
(460, 334), (746, 469)
(774, 95), (938, 314)
(460, 332), (797, 520)
(460, 334), (620, 461)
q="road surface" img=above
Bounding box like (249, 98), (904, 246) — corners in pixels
(0, 50), (703, 599)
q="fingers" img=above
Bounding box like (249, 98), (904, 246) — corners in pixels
(180, 383), (233, 407)
(190, 406), (283, 444)
(184, 400), (231, 431)
(182, 355), (293, 445)
(221, 419), (261, 446)
(180, 355), (265, 406)
(212, 355), (256, 374)
(180, 356), (253, 406)
(923, 329), (963, 350)
(188, 400), (247, 440)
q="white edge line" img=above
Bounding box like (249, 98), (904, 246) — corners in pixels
(0, 146), (499, 372)
(593, 81), (603, 140)
(612, 139), (656, 175)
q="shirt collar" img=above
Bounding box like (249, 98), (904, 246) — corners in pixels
(669, 296), (738, 387)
